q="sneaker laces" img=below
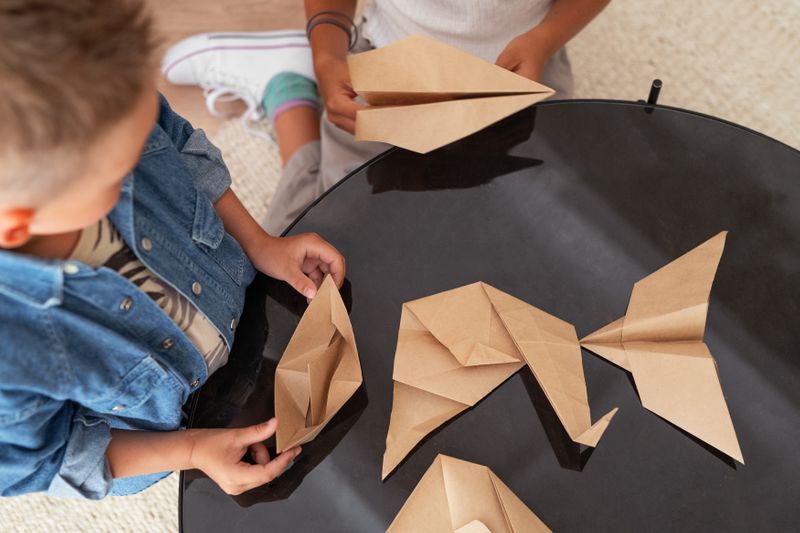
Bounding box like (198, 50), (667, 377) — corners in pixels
(199, 65), (275, 142)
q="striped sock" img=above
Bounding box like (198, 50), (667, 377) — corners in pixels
(262, 72), (321, 122)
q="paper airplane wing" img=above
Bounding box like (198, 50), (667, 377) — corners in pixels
(625, 341), (744, 463)
(481, 283), (617, 447)
(355, 94), (547, 154)
(275, 276), (362, 452)
(623, 231), (727, 343)
(349, 34), (553, 104)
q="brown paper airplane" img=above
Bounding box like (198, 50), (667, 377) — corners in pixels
(387, 454), (551, 533)
(382, 282), (617, 479)
(274, 275), (362, 452)
(581, 231), (744, 463)
(348, 35), (554, 153)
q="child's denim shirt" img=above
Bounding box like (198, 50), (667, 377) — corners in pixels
(0, 96), (256, 499)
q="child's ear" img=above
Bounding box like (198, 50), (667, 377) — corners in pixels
(0, 208), (35, 248)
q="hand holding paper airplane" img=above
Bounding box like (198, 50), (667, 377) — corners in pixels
(348, 35), (555, 153)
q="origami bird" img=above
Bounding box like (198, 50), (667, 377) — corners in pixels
(383, 282), (617, 479)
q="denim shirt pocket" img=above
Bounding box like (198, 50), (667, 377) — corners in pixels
(192, 190), (246, 285)
(83, 355), (170, 415)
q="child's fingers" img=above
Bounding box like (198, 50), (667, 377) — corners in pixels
(238, 448), (302, 490)
(236, 418), (278, 447)
(330, 113), (356, 134)
(286, 269), (317, 300)
(306, 243), (345, 288)
(306, 268), (324, 288)
(330, 92), (363, 118)
(248, 442), (270, 465)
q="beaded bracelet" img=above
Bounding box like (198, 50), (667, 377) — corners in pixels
(306, 10), (359, 51)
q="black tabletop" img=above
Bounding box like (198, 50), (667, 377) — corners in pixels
(180, 100), (800, 533)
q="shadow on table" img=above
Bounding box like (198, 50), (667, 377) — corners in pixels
(519, 371), (595, 471)
(366, 108), (542, 193)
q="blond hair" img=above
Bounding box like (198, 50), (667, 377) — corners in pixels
(0, 0), (157, 206)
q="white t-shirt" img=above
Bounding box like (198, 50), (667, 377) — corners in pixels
(361, 0), (554, 63)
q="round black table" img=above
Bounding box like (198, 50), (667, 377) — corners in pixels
(180, 100), (800, 532)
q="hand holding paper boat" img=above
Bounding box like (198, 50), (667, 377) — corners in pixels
(382, 282), (617, 479)
(348, 35), (555, 153)
(387, 454), (551, 533)
(581, 231), (744, 463)
(274, 275), (362, 452)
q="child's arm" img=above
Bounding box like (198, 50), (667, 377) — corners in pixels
(213, 188), (346, 298)
(107, 418), (300, 495)
(305, 0), (362, 134)
(496, 0), (610, 81)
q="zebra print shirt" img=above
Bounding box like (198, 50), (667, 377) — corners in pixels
(68, 218), (230, 374)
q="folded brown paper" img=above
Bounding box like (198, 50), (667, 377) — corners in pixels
(581, 231), (744, 463)
(274, 275), (362, 453)
(382, 282), (617, 479)
(387, 454), (551, 533)
(348, 35), (555, 153)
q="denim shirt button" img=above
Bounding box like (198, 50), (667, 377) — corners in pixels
(191, 281), (202, 296)
(230, 318), (236, 330)
(119, 297), (133, 312)
(161, 337), (174, 350)
(190, 378), (200, 388)
(111, 405), (126, 412)
(62, 263), (80, 275)
(140, 237), (153, 252)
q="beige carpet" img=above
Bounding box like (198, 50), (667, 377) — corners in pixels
(1, 1), (797, 531)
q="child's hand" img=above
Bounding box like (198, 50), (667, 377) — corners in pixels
(187, 418), (301, 496)
(315, 55), (364, 134)
(495, 29), (554, 82)
(252, 232), (346, 300)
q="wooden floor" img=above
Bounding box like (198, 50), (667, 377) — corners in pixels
(147, 0), (306, 135)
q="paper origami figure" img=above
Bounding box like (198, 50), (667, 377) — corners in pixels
(382, 282), (617, 479)
(581, 231), (744, 463)
(274, 275), (362, 452)
(348, 35), (555, 154)
(387, 455), (551, 533)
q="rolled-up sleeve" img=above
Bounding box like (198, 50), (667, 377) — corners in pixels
(0, 394), (112, 499)
(48, 410), (112, 499)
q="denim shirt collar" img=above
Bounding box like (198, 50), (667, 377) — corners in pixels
(0, 250), (64, 308)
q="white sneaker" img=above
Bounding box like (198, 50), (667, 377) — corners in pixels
(161, 30), (316, 123)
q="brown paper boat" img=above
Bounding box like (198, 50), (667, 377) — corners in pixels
(275, 275), (362, 452)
